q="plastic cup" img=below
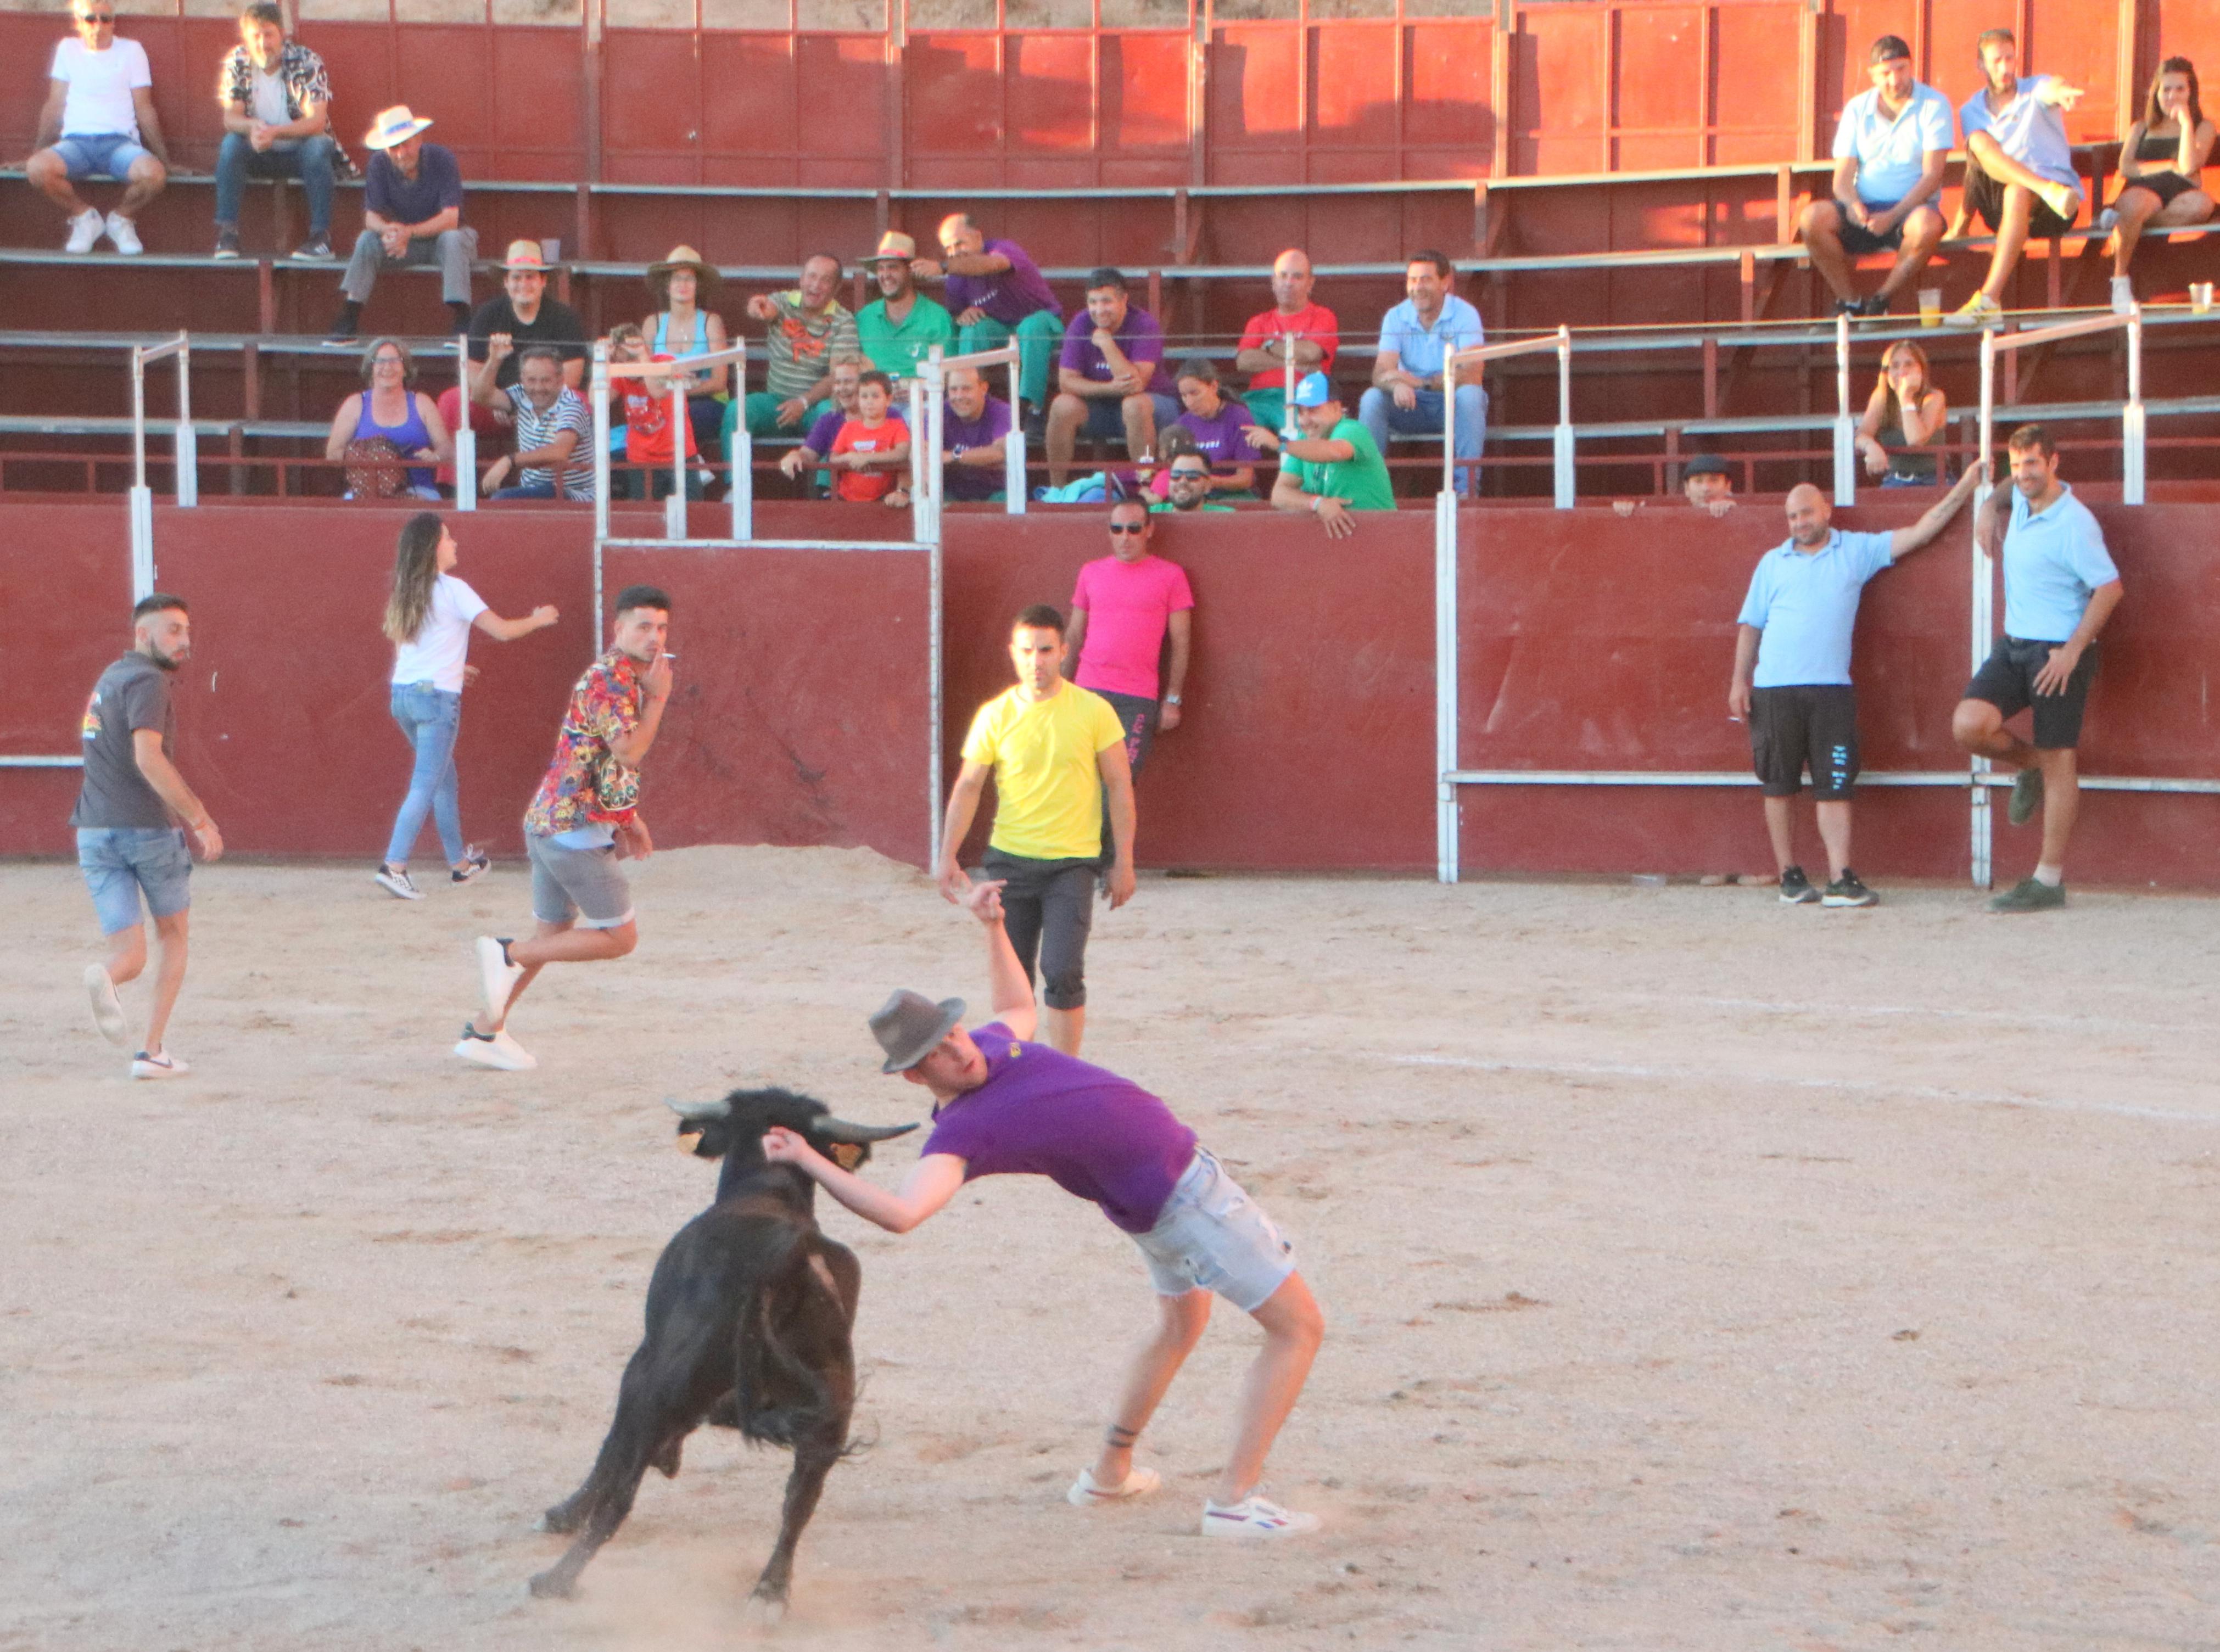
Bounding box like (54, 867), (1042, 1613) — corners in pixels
(2193, 282), (2214, 315)
(1917, 287), (1943, 328)
(539, 237), (562, 266)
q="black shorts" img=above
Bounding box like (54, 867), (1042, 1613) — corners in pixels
(1093, 690), (1159, 780)
(1964, 635), (2101, 750)
(2116, 170), (2199, 209)
(1963, 164), (2080, 238)
(1836, 210), (1908, 256)
(980, 848), (1098, 1010)
(1749, 685), (1860, 799)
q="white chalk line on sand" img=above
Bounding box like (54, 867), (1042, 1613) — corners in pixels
(1612, 993), (2184, 1035)
(1381, 1052), (2220, 1126)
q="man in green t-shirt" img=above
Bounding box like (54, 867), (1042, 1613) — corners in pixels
(1148, 454), (1234, 513)
(1246, 371), (1395, 539)
(855, 230), (955, 384)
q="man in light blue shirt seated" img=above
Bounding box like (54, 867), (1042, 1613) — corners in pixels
(1358, 251), (1486, 497)
(1730, 466), (1983, 908)
(1945, 29), (2088, 327)
(1952, 424), (2124, 911)
(1801, 35), (1955, 318)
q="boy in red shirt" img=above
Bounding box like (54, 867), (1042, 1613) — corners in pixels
(827, 369), (912, 506)
(608, 322), (702, 500)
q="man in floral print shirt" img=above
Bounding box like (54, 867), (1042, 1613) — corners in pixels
(454, 586), (673, 1072)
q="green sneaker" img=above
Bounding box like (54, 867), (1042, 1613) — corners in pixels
(2006, 767), (2044, 827)
(1989, 876), (2066, 912)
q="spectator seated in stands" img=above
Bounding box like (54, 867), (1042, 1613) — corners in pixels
(326, 336), (451, 501)
(438, 239), (586, 480)
(1800, 35), (1951, 318)
(1613, 453), (1738, 516)
(1151, 452), (1232, 514)
(1234, 248), (1338, 436)
(1857, 340), (1947, 487)
(1360, 250), (1486, 497)
(2096, 58), (2216, 311)
(1046, 267), (1179, 486)
(27, 0), (170, 256)
(1945, 30), (2086, 327)
(1250, 371), (1396, 539)
(826, 371), (912, 509)
(332, 105), (474, 341)
(1140, 425), (1202, 505)
(912, 214), (1066, 430)
(471, 340), (592, 502)
(776, 354), (863, 496)
(640, 244), (729, 462)
(734, 253), (858, 444)
(607, 323), (706, 502)
(940, 364), (1013, 505)
(857, 231), (955, 386)
(213, 2), (339, 261)
(1170, 357), (1260, 499)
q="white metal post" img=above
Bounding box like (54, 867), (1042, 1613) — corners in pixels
(1004, 351), (1025, 512)
(1831, 310), (1855, 507)
(928, 529), (944, 869)
(128, 344), (153, 598)
(1280, 332), (1299, 439)
(664, 373), (687, 541)
(909, 376), (930, 545)
(1552, 326), (1574, 509)
(925, 363), (947, 542)
(2122, 306), (2145, 505)
(453, 334), (477, 512)
(1434, 485), (1460, 882)
(1971, 329), (1997, 889)
(172, 340), (197, 507)
(591, 341), (612, 546)
(1442, 357), (1460, 497)
(730, 402), (753, 542)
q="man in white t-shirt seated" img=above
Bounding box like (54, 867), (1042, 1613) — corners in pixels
(25, 0), (171, 255)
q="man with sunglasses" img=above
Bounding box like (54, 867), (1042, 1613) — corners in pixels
(26, 0), (170, 255)
(1150, 455), (1233, 514)
(1067, 500), (1195, 792)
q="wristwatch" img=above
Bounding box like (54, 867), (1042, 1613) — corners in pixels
(1164, 694), (1182, 706)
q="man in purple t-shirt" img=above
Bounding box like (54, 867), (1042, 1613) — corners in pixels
(911, 212), (1066, 422)
(940, 364), (1014, 502)
(1067, 499), (1193, 781)
(1046, 267), (1182, 486)
(763, 881), (1324, 1541)
(1171, 356), (1261, 497)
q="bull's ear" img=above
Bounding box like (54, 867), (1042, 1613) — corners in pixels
(813, 1117), (920, 1145)
(666, 1095), (734, 1123)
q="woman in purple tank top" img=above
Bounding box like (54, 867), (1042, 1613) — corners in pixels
(325, 337), (452, 499)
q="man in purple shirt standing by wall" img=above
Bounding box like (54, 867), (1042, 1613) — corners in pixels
(1046, 267), (1181, 486)
(763, 880), (1326, 1541)
(911, 212), (1065, 428)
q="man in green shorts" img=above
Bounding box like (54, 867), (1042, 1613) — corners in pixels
(1248, 371), (1395, 539)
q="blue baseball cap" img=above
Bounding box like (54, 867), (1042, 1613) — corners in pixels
(1290, 371), (1335, 408)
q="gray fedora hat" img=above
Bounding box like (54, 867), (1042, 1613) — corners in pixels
(870, 989), (965, 1073)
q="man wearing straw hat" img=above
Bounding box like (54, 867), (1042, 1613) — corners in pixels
(856, 230), (955, 385)
(641, 243), (730, 463)
(435, 238), (587, 481)
(331, 104), (474, 341)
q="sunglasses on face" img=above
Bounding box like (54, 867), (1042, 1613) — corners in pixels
(1170, 469), (1210, 481)
(80, 10), (115, 21)
(1108, 522), (1148, 534)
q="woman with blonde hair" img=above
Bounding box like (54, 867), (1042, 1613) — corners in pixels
(375, 512), (560, 900)
(1856, 339), (1946, 488)
(2097, 57), (2216, 308)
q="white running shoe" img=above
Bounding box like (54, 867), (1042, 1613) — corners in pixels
(85, 963), (130, 1046)
(476, 935), (524, 1021)
(1067, 1466), (1161, 1507)
(374, 865), (423, 900)
(131, 1048), (189, 1079)
(65, 208), (104, 253)
(454, 1027), (536, 1071)
(1201, 1494), (1321, 1539)
(104, 212), (143, 255)
(2111, 276), (2136, 316)
(2094, 206), (2120, 235)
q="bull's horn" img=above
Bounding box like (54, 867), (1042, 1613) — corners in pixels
(665, 1095), (732, 1122)
(814, 1117), (921, 1145)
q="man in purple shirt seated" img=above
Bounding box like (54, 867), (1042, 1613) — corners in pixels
(910, 212), (1065, 424)
(1171, 356), (1261, 498)
(763, 880), (1326, 1542)
(940, 364), (1014, 502)
(1046, 267), (1181, 486)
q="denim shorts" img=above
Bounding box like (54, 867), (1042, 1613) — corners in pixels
(53, 133), (153, 182)
(1131, 1149), (1296, 1313)
(527, 832), (634, 928)
(77, 826), (191, 934)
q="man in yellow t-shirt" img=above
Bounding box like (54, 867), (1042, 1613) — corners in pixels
(937, 603), (1136, 1056)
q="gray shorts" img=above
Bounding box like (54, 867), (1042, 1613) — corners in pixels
(526, 832), (634, 929)
(1132, 1149), (1297, 1313)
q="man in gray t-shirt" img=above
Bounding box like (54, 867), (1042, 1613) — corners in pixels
(72, 593), (222, 1079)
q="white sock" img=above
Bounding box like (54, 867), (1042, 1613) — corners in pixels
(2033, 864), (2063, 887)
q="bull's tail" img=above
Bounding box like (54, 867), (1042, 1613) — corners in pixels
(732, 1235), (858, 1453)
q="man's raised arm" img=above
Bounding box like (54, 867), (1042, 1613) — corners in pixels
(1888, 460), (1986, 561)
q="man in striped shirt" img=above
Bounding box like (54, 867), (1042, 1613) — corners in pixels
(471, 340), (593, 501)
(735, 252), (859, 444)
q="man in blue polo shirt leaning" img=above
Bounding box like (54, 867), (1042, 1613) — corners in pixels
(1800, 35), (1954, 318)
(1951, 424), (2123, 911)
(1730, 466), (1984, 906)
(1945, 29), (2087, 327)
(1360, 250), (1486, 496)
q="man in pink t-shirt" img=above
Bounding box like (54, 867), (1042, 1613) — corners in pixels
(1065, 498), (1194, 783)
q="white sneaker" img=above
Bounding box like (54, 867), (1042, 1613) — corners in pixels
(1201, 1494), (1320, 1539)
(454, 1027), (536, 1071)
(2111, 276), (2136, 316)
(85, 963), (130, 1046)
(2094, 206), (2120, 235)
(1067, 1466), (1161, 1507)
(476, 935), (524, 1021)
(104, 212), (143, 255)
(374, 865), (423, 900)
(131, 1048), (189, 1079)
(65, 208), (103, 253)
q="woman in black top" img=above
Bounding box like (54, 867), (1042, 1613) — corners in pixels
(1856, 340), (1946, 488)
(2100, 58), (2216, 304)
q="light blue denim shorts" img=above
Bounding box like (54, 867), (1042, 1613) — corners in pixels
(1131, 1149), (1296, 1313)
(54, 132), (153, 182)
(77, 826), (191, 934)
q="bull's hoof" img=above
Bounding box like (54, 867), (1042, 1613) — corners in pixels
(533, 1505), (581, 1535)
(527, 1569), (576, 1600)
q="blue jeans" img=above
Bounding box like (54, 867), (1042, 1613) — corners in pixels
(78, 826), (192, 934)
(1358, 384), (1488, 496)
(384, 682), (463, 867)
(214, 131), (337, 236)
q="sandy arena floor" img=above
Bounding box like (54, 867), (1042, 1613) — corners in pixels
(5, 847), (2219, 1651)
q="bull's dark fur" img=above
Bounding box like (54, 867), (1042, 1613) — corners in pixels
(528, 1087), (914, 1612)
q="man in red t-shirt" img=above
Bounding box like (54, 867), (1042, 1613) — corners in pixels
(1233, 249), (1339, 438)
(827, 369), (912, 506)
(609, 323), (702, 500)
(1065, 498), (1194, 785)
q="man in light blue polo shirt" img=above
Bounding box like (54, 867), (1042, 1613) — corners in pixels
(1945, 29), (2087, 327)
(1730, 467), (1983, 907)
(1801, 35), (1954, 318)
(1953, 424), (2123, 911)
(1359, 250), (1486, 496)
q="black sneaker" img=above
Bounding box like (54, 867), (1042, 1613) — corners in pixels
(2007, 766), (2044, 826)
(1832, 298), (1861, 317)
(1822, 869), (1878, 907)
(451, 847), (490, 885)
(1858, 293), (1892, 317)
(212, 226), (242, 259)
(327, 309), (360, 343)
(1989, 876), (2066, 913)
(1779, 865), (1819, 904)
(293, 234), (334, 261)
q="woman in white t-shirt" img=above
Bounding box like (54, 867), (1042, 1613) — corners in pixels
(377, 513), (560, 900)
